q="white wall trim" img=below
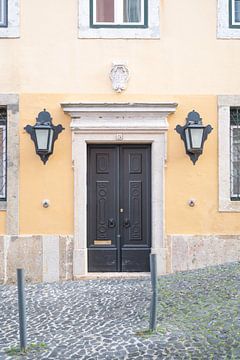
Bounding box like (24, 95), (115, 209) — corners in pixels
(61, 102), (177, 276)
(78, 0), (160, 39)
(218, 95), (240, 212)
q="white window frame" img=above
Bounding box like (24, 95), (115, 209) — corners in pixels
(0, 0), (20, 38)
(230, 125), (240, 199)
(0, 95), (19, 235)
(78, 0), (160, 39)
(217, 0), (240, 38)
(92, 0), (145, 26)
(0, 0), (7, 27)
(0, 123), (6, 200)
(218, 96), (240, 212)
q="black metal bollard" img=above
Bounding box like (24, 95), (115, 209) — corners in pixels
(17, 269), (27, 352)
(149, 254), (158, 331)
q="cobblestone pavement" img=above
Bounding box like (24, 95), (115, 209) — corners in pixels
(0, 262), (239, 359)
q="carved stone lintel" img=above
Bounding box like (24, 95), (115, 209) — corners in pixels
(109, 62), (129, 93)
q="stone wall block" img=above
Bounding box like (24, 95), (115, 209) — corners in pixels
(171, 236), (188, 272)
(59, 235), (73, 281)
(6, 236), (42, 283)
(169, 235), (240, 273)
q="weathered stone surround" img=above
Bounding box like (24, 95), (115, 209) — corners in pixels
(61, 102), (178, 277)
(167, 235), (240, 273)
(0, 235), (73, 284)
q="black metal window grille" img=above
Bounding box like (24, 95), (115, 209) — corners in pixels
(230, 107), (240, 200)
(0, 0), (7, 27)
(0, 107), (7, 200)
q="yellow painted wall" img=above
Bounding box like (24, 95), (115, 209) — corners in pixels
(0, 212), (6, 234)
(18, 94), (240, 235)
(166, 96), (240, 235)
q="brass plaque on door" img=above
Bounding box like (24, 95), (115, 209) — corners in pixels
(94, 240), (112, 245)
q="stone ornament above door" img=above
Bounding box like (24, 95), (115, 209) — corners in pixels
(109, 63), (130, 93)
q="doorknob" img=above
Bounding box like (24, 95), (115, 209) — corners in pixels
(108, 218), (116, 228)
(123, 218), (131, 228)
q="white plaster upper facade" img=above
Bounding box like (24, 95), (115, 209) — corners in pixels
(78, 0), (160, 38)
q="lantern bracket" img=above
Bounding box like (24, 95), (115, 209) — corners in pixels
(24, 109), (64, 164)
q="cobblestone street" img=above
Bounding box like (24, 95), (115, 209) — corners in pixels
(0, 262), (239, 359)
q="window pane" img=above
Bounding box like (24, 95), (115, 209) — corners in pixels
(96, 0), (114, 22)
(230, 108), (240, 199)
(235, 0), (240, 22)
(123, 0), (141, 23)
(0, 0), (7, 27)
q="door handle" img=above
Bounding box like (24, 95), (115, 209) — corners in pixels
(108, 218), (116, 228)
(123, 218), (131, 228)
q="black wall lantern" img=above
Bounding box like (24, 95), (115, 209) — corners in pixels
(175, 110), (213, 165)
(24, 109), (64, 164)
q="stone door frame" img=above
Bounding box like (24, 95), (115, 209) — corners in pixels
(61, 102), (178, 277)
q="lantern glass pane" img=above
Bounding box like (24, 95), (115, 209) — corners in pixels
(35, 128), (50, 151)
(48, 128), (54, 152)
(190, 128), (204, 149)
(185, 128), (191, 151)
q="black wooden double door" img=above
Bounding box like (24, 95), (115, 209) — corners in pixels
(87, 144), (151, 272)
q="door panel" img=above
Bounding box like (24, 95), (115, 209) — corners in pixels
(87, 145), (151, 272)
(120, 146), (151, 271)
(88, 146), (119, 271)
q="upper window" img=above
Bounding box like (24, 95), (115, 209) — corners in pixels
(217, 0), (240, 38)
(90, 0), (147, 28)
(0, 0), (19, 38)
(0, 0), (7, 27)
(229, 0), (240, 27)
(0, 107), (6, 200)
(78, 0), (160, 39)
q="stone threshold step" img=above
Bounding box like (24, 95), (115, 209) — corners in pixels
(75, 272), (150, 280)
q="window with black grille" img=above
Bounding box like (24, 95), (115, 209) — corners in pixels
(230, 107), (240, 200)
(0, 107), (7, 200)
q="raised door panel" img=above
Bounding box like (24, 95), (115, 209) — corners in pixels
(120, 145), (151, 271)
(87, 146), (118, 271)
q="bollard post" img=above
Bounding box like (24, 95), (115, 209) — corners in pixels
(17, 269), (27, 352)
(149, 254), (158, 332)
